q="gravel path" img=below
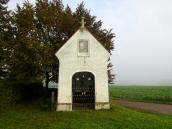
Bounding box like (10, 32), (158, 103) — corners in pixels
(116, 100), (172, 116)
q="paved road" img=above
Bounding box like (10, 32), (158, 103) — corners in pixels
(116, 100), (172, 116)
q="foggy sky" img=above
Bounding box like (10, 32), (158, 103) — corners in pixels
(8, 0), (172, 85)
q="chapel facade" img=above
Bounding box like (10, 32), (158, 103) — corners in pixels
(55, 17), (110, 111)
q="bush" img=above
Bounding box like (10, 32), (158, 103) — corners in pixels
(0, 80), (14, 111)
(0, 79), (59, 112)
(0, 80), (46, 112)
(9, 81), (45, 101)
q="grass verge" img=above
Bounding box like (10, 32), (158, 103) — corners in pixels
(0, 100), (172, 129)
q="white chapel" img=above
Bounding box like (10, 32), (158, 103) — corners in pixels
(55, 17), (110, 111)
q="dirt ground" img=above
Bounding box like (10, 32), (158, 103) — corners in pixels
(115, 100), (172, 116)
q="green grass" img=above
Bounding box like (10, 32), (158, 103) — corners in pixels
(0, 101), (172, 129)
(1, 83), (172, 129)
(110, 86), (172, 104)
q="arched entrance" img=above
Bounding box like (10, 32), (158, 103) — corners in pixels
(72, 72), (95, 110)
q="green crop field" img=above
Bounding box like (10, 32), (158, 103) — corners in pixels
(0, 101), (172, 129)
(110, 85), (172, 104)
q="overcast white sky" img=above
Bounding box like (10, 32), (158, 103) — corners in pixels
(8, 0), (172, 85)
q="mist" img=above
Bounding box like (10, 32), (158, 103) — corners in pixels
(8, 0), (172, 85)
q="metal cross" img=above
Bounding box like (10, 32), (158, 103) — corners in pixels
(81, 17), (86, 28)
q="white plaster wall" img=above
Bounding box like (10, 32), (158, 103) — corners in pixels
(55, 28), (110, 108)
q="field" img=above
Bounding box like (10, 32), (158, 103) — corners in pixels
(110, 85), (172, 104)
(0, 85), (172, 129)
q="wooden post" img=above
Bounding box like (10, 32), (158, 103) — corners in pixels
(51, 91), (55, 111)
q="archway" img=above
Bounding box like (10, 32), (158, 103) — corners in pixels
(72, 72), (95, 110)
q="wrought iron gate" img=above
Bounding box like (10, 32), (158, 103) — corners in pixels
(72, 72), (95, 110)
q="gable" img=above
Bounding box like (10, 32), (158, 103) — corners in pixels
(85, 28), (110, 55)
(55, 27), (110, 59)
